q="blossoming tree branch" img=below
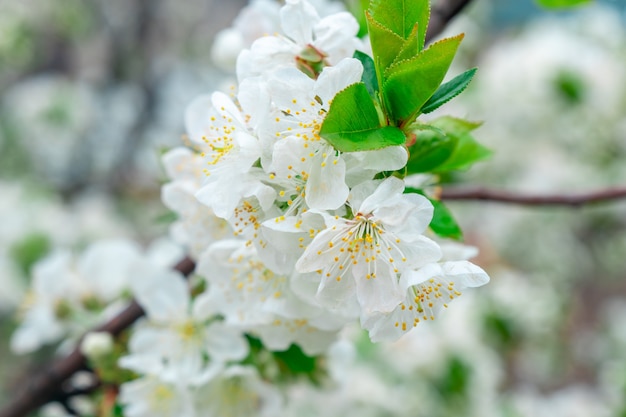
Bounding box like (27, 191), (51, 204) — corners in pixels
(2, 0), (618, 416)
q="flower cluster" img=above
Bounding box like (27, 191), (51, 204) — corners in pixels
(164, 0), (490, 350)
(10, 1), (491, 415)
(155, 0), (488, 364)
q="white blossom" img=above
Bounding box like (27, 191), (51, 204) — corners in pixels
(119, 377), (195, 417)
(193, 366), (283, 417)
(262, 58), (406, 212)
(296, 177), (442, 314)
(237, 0), (360, 80)
(197, 239), (347, 354)
(362, 261), (490, 342)
(161, 147), (231, 258)
(120, 259), (249, 384)
(11, 240), (143, 354)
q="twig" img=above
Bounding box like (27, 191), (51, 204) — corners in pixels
(426, 0), (475, 42)
(440, 186), (626, 207)
(0, 257), (196, 417)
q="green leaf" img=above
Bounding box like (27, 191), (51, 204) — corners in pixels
(406, 127), (458, 173)
(535, 0), (591, 8)
(421, 67), (477, 114)
(390, 23), (420, 67)
(353, 50), (379, 98)
(366, 12), (405, 80)
(429, 117), (492, 172)
(436, 356), (471, 397)
(430, 116), (482, 134)
(155, 210), (178, 224)
(369, 0), (430, 43)
(428, 198), (463, 240)
(320, 82), (406, 152)
(383, 34), (464, 124)
(323, 125), (407, 152)
(273, 344), (317, 374)
(10, 233), (51, 275)
(437, 136), (492, 172)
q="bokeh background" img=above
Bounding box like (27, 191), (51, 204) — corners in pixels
(1, 0), (626, 415)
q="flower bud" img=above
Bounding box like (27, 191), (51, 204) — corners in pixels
(80, 331), (114, 359)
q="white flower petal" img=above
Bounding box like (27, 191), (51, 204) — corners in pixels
(280, 0), (319, 46)
(353, 259), (404, 313)
(131, 262), (190, 323)
(204, 321), (249, 362)
(305, 152), (348, 210)
(78, 239), (142, 300)
(358, 176), (405, 214)
(314, 58), (363, 104)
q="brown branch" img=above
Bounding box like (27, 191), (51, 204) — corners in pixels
(0, 257), (196, 417)
(426, 0), (475, 42)
(440, 186), (626, 207)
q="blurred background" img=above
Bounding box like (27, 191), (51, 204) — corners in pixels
(1, 0), (625, 415)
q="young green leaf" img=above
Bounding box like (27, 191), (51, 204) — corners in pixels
(369, 0), (430, 44)
(383, 34), (464, 124)
(428, 198), (463, 240)
(406, 128), (458, 173)
(366, 12), (405, 80)
(323, 125), (406, 152)
(429, 117), (492, 172)
(320, 82), (406, 152)
(273, 344), (317, 374)
(535, 0), (591, 8)
(430, 116), (482, 134)
(390, 23), (421, 67)
(353, 50), (380, 98)
(436, 136), (492, 172)
(421, 67), (477, 114)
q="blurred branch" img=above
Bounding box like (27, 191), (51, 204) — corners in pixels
(440, 186), (626, 207)
(0, 257), (196, 417)
(426, 0), (475, 42)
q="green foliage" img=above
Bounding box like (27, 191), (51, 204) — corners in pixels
(369, 0), (429, 44)
(274, 344), (317, 375)
(438, 356), (471, 396)
(553, 70), (586, 104)
(0, 21), (35, 70)
(405, 117), (490, 176)
(89, 335), (137, 385)
(430, 117), (491, 172)
(244, 335), (323, 384)
(483, 312), (519, 349)
(353, 50), (379, 98)
(391, 25), (421, 67)
(321, 0), (488, 211)
(10, 233), (51, 276)
(406, 126), (457, 173)
(429, 198), (463, 240)
(421, 67), (478, 114)
(320, 83), (405, 152)
(155, 210), (178, 224)
(364, 0), (430, 91)
(535, 0), (592, 9)
(365, 12), (405, 81)
(383, 34), (464, 124)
